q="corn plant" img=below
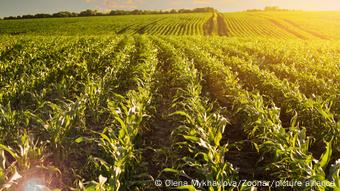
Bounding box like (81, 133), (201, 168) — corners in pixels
(152, 37), (237, 191)
(0, 131), (60, 190)
(76, 36), (157, 191)
(164, 36), (339, 191)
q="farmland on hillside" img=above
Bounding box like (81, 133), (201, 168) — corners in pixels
(0, 10), (339, 191)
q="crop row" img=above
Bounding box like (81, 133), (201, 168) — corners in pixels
(181, 37), (340, 152)
(0, 35), (339, 191)
(163, 36), (339, 190)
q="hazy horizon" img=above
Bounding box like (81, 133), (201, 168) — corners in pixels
(1, 0), (340, 18)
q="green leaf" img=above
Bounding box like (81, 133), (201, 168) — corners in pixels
(118, 128), (126, 140)
(253, 142), (260, 153)
(290, 111), (298, 128)
(170, 111), (194, 123)
(0, 144), (18, 159)
(98, 132), (111, 143)
(162, 168), (180, 174)
(214, 131), (222, 146)
(115, 116), (127, 130)
(183, 135), (199, 142)
(319, 140), (333, 169)
(75, 137), (85, 143)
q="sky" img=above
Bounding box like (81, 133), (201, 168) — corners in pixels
(1, 0), (340, 17)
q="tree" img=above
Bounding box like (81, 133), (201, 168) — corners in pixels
(264, 6), (280, 11)
(79, 9), (97, 16)
(34, 13), (52, 18)
(22, 15), (35, 19)
(52, 11), (73, 17)
(2, 7), (219, 20)
(4, 16), (17, 20)
(193, 7), (215, 13)
(170, 9), (177, 14)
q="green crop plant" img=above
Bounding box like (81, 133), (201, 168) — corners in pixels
(163, 36), (339, 191)
(0, 16), (339, 190)
(151, 37), (237, 191)
(0, 131), (60, 190)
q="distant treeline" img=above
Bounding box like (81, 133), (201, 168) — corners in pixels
(2, 7), (216, 20)
(246, 6), (292, 12)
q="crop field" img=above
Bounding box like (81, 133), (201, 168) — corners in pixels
(0, 13), (211, 36)
(2, 11), (340, 38)
(0, 11), (339, 191)
(223, 12), (340, 39)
